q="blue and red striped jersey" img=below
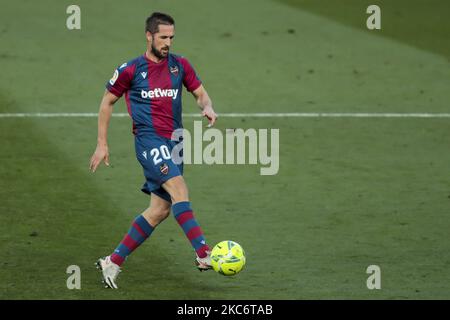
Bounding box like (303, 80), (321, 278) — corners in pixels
(106, 53), (202, 138)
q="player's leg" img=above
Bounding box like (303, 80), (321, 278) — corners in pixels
(97, 194), (171, 289)
(110, 193), (170, 266)
(142, 193), (171, 227)
(105, 135), (171, 268)
(162, 175), (189, 202)
(162, 176), (211, 269)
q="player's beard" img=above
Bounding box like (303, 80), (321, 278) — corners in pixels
(151, 43), (169, 59)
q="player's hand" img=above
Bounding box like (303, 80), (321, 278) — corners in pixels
(202, 106), (218, 127)
(89, 144), (110, 172)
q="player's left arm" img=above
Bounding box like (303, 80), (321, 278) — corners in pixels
(192, 85), (218, 127)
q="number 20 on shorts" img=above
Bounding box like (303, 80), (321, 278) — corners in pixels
(150, 145), (171, 165)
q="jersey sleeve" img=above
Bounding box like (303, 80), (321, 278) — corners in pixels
(105, 63), (134, 98)
(180, 58), (202, 92)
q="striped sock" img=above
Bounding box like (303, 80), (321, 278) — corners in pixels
(110, 215), (154, 266)
(172, 201), (210, 258)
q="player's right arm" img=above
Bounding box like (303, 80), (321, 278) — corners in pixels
(89, 90), (120, 172)
(90, 62), (134, 172)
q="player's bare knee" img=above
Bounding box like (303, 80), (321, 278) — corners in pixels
(155, 206), (171, 224)
(170, 190), (189, 203)
(157, 206), (171, 220)
(142, 206), (166, 226)
(163, 176), (189, 203)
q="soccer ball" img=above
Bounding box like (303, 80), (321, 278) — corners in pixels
(210, 240), (246, 276)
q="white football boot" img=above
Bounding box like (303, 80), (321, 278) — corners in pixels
(195, 251), (212, 271)
(96, 256), (121, 289)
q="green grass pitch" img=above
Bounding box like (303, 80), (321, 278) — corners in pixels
(1, 0), (450, 299)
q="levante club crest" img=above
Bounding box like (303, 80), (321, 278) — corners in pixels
(170, 66), (179, 76)
(160, 163), (169, 175)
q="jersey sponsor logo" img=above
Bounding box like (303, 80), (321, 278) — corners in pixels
(141, 72), (147, 79)
(109, 69), (119, 85)
(141, 88), (179, 99)
(142, 150), (147, 160)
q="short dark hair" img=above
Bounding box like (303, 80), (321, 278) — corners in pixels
(145, 12), (175, 33)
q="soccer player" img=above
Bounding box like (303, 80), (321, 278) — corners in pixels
(89, 12), (218, 289)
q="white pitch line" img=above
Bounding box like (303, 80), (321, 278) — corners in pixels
(0, 112), (450, 118)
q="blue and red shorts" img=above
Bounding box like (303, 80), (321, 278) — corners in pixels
(134, 134), (183, 202)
